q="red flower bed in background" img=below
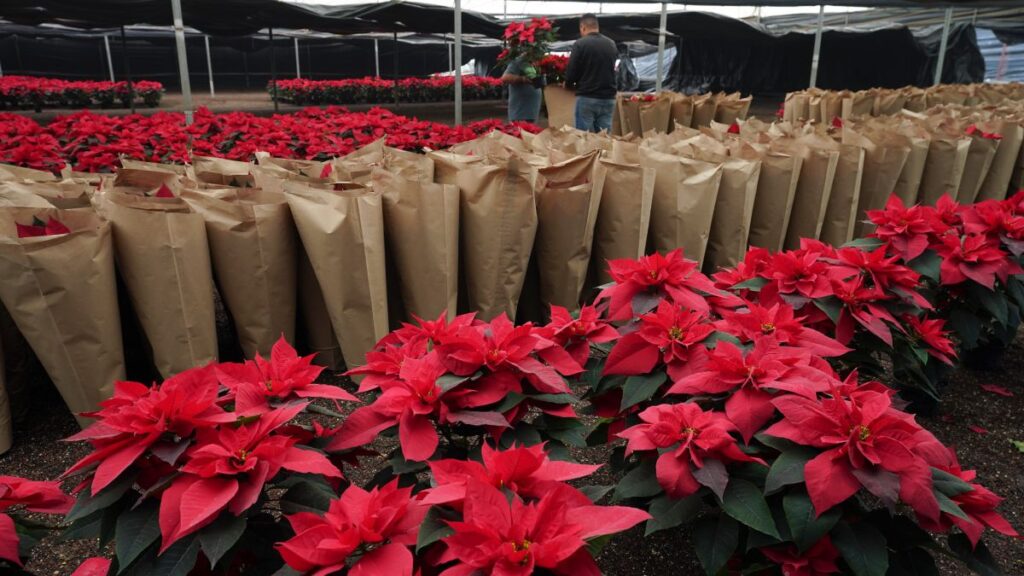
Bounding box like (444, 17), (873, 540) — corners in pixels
(271, 75), (504, 105)
(0, 76), (164, 110)
(0, 106), (540, 173)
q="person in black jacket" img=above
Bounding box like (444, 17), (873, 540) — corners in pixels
(565, 14), (618, 133)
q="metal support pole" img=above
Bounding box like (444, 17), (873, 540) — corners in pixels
(119, 26), (135, 114)
(269, 27), (279, 112)
(809, 4), (824, 89)
(454, 0), (463, 125)
(103, 36), (115, 81)
(294, 37), (301, 78)
(933, 8), (953, 86)
(170, 0), (193, 124)
(656, 3), (667, 92)
(393, 31), (399, 108)
(447, 35), (453, 71)
(374, 39), (380, 77)
(204, 35), (215, 97)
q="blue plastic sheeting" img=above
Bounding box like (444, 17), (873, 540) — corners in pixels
(978, 27), (1024, 83)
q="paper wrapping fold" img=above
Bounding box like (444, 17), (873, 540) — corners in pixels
(94, 190), (216, 378)
(617, 95), (644, 137)
(639, 94), (672, 135)
(743, 145), (803, 252)
(819, 143), (866, 246)
(0, 208), (123, 426)
(337, 139), (435, 184)
(191, 155), (255, 187)
(372, 169), (459, 321)
(977, 120), (1024, 202)
(534, 152), (602, 310)
(455, 157), (538, 321)
(783, 93), (809, 123)
(285, 182), (388, 369)
(0, 181), (92, 209)
(641, 149), (723, 266)
(845, 127), (911, 238)
(182, 188), (297, 358)
(590, 159), (654, 285)
(782, 136), (841, 250)
(704, 153), (761, 272)
(297, 249), (343, 370)
(918, 134), (972, 205)
(957, 132), (1001, 204)
(544, 85), (577, 130)
(0, 163), (60, 182)
(714, 94), (752, 125)
(428, 151), (484, 185)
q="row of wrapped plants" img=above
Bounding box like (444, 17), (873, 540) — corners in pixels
(269, 76), (505, 105)
(2, 189), (1021, 575)
(0, 76), (164, 111)
(0, 107), (538, 174)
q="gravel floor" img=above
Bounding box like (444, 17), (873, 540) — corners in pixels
(1, 331), (1021, 576)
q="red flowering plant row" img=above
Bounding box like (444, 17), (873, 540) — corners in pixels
(0, 76), (163, 111)
(0, 107), (539, 174)
(867, 193), (1024, 368)
(269, 76), (503, 106)
(580, 248), (1017, 575)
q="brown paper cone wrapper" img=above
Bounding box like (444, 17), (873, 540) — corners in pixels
(918, 136), (971, 205)
(821, 92), (846, 124)
(639, 95), (672, 135)
(181, 188), (297, 358)
(873, 92), (907, 116)
(534, 152), (602, 310)
(372, 169), (459, 321)
(428, 151), (484, 186)
(783, 142), (840, 250)
(783, 93), (808, 123)
(544, 85), (577, 130)
(848, 91), (875, 117)
(339, 139), (435, 184)
(456, 158), (538, 321)
(978, 121), (1024, 202)
(119, 157), (189, 176)
(254, 152), (331, 180)
(297, 249), (343, 370)
(704, 157), (761, 272)
(0, 208), (123, 426)
(94, 190), (216, 378)
(692, 94), (718, 127)
(285, 182), (388, 369)
(450, 131), (532, 158)
(714, 95), (752, 125)
(0, 184), (55, 208)
(591, 160), (654, 285)
(611, 95), (623, 136)
(669, 93), (694, 132)
(642, 149), (723, 265)
(848, 129), (911, 238)
(892, 133), (930, 206)
(746, 149), (803, 252)
(618, 96), (644, 137)
(957, 134), (1000, 204)
(819, 144), (866, 246)
(904, 90), (927, 112)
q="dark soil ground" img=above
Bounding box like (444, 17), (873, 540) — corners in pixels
(2, 322), (1022, 576)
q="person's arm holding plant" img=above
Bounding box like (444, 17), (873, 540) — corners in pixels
(501, 59), (531, 85)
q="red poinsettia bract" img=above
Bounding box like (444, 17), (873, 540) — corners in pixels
(0, 476), (73, 566)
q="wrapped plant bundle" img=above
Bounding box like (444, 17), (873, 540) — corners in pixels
(0, 208), (123, 425)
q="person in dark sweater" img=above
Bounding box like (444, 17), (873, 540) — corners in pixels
(565, 13), (618, 133)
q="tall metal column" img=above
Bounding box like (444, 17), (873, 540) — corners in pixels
(934, 8), (953, 86)
(103, 36), (115, 81)
(294, 37), (301, 78)
(204, 35), (215, 97)
(656, 3), (667, 92)
(269, 27), (279, 112)
(393, 31), (399, 108)
(454, 0), (463, 125)
(170, 0), (193, 124)
(808, 4), (824, 88)
(374, 39), (380, 77)
(119, 26), (135, 114)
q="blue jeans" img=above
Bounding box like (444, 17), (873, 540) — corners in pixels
(575, 96), (615, 133)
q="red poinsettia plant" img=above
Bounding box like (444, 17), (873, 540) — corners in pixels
(14, 215), (71, 238)
(497, 18), (557, 80)
(536, 54), (569, 84)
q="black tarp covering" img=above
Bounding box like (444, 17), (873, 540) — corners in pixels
(552, 12), (984, 93)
